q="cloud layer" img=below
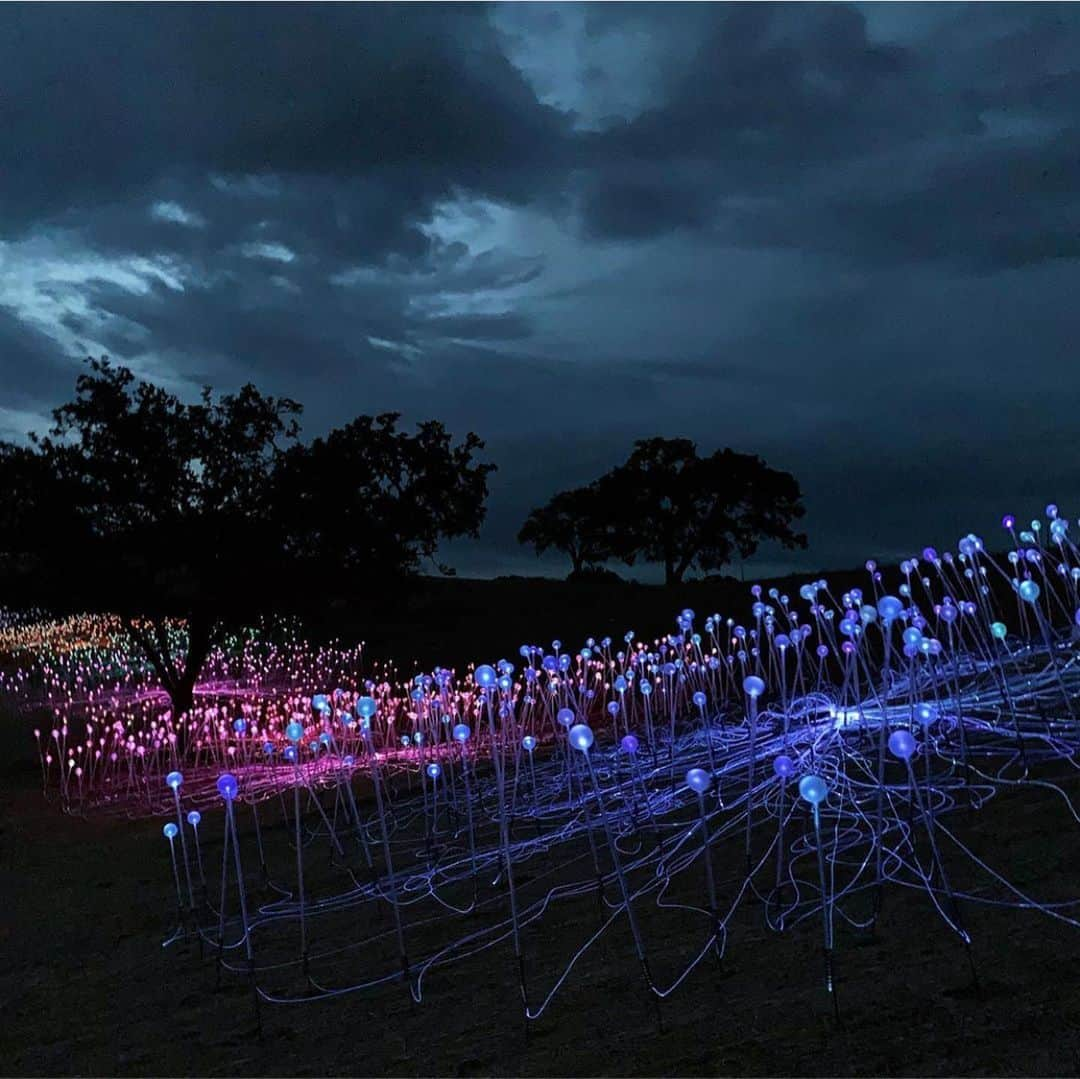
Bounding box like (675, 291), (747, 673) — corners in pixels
(3, 3), (1080, 578)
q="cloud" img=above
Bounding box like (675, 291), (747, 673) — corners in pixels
(150, 201), (206, 229)
(239, 242), (296, 264)
(3, 4), (1080, 579)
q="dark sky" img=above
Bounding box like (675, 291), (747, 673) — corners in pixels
(3, 3), (1080, 580)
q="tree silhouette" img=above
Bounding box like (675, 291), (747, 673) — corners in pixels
(519, 437), (806, 585)
(0, 358), (495, 723)
(273, 413), (495, 579)
(517, 484), (617, 576)
(604, 438), (807, 584)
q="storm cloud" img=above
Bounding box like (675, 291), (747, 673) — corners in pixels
(2, 3), (1080, 578)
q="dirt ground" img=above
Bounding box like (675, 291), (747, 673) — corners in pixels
(5, 728), (1080, 1079)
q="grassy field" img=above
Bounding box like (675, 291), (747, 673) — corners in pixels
(4, 574), (1080, 1077)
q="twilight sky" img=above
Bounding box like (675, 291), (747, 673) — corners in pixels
(3, 2), (1080, 580)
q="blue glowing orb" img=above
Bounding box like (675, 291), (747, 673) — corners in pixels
(799, 774), (828, 806)
(743, 675), (765, 698)
(686, 767), (711, 794)
(877, 595), (904, 623)
(568, 724), (594, 752)
(888, 729), (916, 760)
(773, 754), (795, 779)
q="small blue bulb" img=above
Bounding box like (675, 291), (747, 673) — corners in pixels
(877, 595), (903, 623)
(799, 774), (828, 806)
(426, 762), (441, 779)
(474, 664), (497, 689)
(166, 770), (183, 791)
(743, 675), (765, 698)
(568, 724), (594, 752)
(217, 773), (238, 800)
(356, 696), (377, 719)
(773, 755), (794, 779)
(286, 721), (304, 743)
(888, 729), (916, 760)
(1019, 580), (1040, 604)
(557, 707), (575, 728)
(685, 767), (711, 794)
(186, 810), (201, 827)
(620, 733), (639, 754)
(453, 723), (471, 743)
(163, 822), (178, 839)
(522, 734), (537, 752)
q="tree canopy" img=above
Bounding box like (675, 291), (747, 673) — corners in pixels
(0, 358), (495, 717)
(517, 485), (619, 576)
(518, 437), (806, 585)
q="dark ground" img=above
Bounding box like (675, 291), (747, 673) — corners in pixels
(4, 573), (1080, 1077)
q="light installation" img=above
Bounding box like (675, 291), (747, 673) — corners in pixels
(11, 505), (1080, 1026)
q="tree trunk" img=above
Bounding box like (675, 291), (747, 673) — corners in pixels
(123, 612), (218, 754)
(666, 549), (694, 586)
(168, 677), (196, 720)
